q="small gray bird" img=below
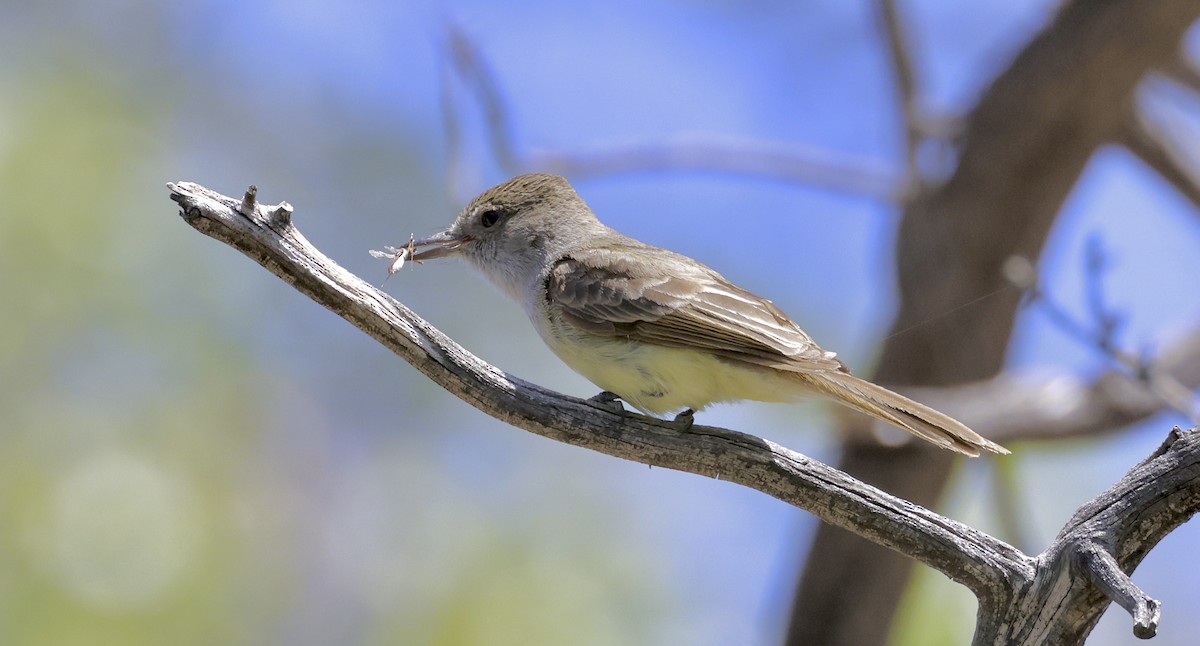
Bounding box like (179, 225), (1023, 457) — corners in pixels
(403, 173), (1007, 456)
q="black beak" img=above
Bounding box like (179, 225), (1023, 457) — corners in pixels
(409, 230), (470, 261)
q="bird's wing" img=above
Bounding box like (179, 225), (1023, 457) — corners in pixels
(546, 244), (846, 373)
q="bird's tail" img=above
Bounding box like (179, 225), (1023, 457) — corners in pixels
(800, 371), (1009, 457)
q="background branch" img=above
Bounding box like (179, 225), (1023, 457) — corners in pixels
(875, 0), (923, 194)
(528, 137), (902, 199)
(907, 321), (1200, 444)
(441, 24), (903, 200)
(787, 2), (1200, 643)
(436, 4), (1200, 640)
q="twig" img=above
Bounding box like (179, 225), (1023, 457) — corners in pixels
(439, 56), (464, 206)
(1075, 543), (1161, 639)
(1037, 426), (1199, 641)
(876, 0), (922, 193)
(1003, 249), (1199, 423)
(1082, 235), (1120, 348)
(905, 324), (1200, 444)
(791, 3), (1200, 641)
(527, 136), (902, 198)
(439, 24), (904, 200)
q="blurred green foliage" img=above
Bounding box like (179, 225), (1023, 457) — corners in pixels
(0, 36), (673, 646)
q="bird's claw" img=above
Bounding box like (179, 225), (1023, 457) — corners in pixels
(673, 408), (695, 431)
(588, 390), (626, 417)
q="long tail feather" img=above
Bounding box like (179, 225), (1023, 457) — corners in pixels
(802, 372), (1009, 457)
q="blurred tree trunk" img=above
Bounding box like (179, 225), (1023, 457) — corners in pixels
(784, 1), (1200, 644)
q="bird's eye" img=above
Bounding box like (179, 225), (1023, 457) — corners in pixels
(480, 209), (501, 228)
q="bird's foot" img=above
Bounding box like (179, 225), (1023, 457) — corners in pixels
(673, 408), (695, 432)
(588, 391), (626, 418)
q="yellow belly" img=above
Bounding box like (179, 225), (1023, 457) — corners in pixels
(537, 311), (800, 414)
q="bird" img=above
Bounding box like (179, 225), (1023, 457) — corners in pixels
(399, 173), (1008, 457)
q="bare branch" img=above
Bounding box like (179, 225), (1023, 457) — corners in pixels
(1016, 426), (1200, 642)
(790, 1), (1200, 640)
(899, 256), (1200, 444)
(165, 180), (1025, 597)
(972, 427), (1200, 643)
(440, 25), (903, 200)
(167, 182), (1200, 645)
(1003, 246), (1200, 423)
(443, 23), (520, 173)
(528, 136), (902, 199)
(908, 323), (1200, 444)
(438, 54), (464, 205)
(1075, 543), (1161, 639)
(876, 0), (922, 191)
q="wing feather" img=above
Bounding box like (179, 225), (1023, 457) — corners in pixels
(546, 244), (846, 373)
